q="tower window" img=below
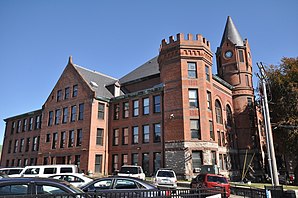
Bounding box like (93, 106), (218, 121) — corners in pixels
(239, 50), (244, 62)
(207, 91), (212, 110)
(189, 89), (198, 108)
(205, 65), (210, 81)
(190, 119), (201, 139)
(188, 62), (197, 78)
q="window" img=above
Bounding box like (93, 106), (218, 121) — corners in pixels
(78, 103), (84, 120)
(113, 129), (119, 146)
(207, 91), (212, 110)
(205, 65), (210, 81)
(32, 136), (38, 151)
(14, 140), (18, 153)
(211, 151), (217, 165)
(57, 90), (62, 101)
(48, 111), (53, 126)
(217, 131), (221, 146)
(246, 75), (249, 86)
(62, 107), (68, 123)
(60, 131), (66, 148)
(122, 154), (128, 165)
(143, 125), (149, 143)
(68, 130), (74, 147)
(11, 121), (15, 134)
(0, 184), (29, 195)
(122, 128), (128, 145)
(153, 95), (161, 113)
(96, 128), (103, 145)
(46, 133), (51, 143)
(192, 151), (203, 169)
(25, 138), (30, 152)
(55, 109), (61, 125)
(239, 50), (244, 62)
(215, 100), (223, 124)
(98, 103), (105, 119)
(123, 102), (129, 118)
(132, 153), (138, 165)
(221, 132), (225, 146)
(154, 152), (161, 172)
(132, 126), (139, 144)
(8, 140), (12, 153)
(65, 87), (70, 99)
(142, 153), (149, 176)
(154, 123), (161, 143)
(133, 100), (139, 117)
(189, 89), (198, 108)
(209, 120), (214, 140)
(190, 119), (200, 139)
(29, 117), (33, 131)
(143, 98), (149, 115)
(114, 104), (120, 120)
(71, 105), (76, 122)
(23, 119), (27, 132)
(75, 155), (80, 169)
(188, 62), (197, 78)
(247, 97), (253, 106)
(76, 129), (82, 147)
(35, 115), (41, 129)
(20, 138), (24, 152)
(17, 120), (21, 133)
(73, 84), (78, 97)
(95, 155), (102, 173)
(52, 133), (58, 149)
(226, 105), (232, 127)
(112, 154), (119, 173)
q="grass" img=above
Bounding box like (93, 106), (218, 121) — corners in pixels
(230, 182), (298, 190)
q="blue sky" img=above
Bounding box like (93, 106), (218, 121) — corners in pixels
(0, 0), (297, 144)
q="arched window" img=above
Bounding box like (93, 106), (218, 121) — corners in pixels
(215, 100), (223, 124)
(226, 105), (232, 127)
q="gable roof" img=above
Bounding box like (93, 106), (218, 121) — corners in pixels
(73, 64), (117, 99)
(119, 56), (160, 84)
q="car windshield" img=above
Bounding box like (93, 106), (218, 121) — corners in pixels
(207, 175), (228, 183)
(119, 167), (138, 174)
(157, 171), (174, 177)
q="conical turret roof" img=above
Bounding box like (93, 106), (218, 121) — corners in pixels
(220, 16), (244, 47)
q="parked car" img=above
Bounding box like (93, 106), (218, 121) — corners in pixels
(0, 167), (24, 177)
(49, 173), (93, 187)
(80, 176), (170, 197)
(118, 165), (146, 180)
(0, 177), (84, 197)
(190, 173), (230, 197)
(152, 168), (177, 190)
(20, 164), (78, 178)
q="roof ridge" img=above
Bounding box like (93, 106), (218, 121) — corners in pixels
(74, 64), (118, 80)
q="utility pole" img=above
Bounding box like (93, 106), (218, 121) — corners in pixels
(257, 62), (279, 186)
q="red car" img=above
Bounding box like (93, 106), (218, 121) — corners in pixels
(190, 173), (230, 197)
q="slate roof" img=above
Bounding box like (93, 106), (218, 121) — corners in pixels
(119, 56), (160, 84)
(74, 64), (117, 99)
(220, 16), (244, 47)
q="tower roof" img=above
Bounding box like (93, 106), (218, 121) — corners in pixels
(220, 16), (244, 47)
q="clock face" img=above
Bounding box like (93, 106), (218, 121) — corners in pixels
(225, 51), (233, 58)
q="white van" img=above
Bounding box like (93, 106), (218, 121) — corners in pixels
(0, 167), (24, 177)
(19, 164), (78, 178)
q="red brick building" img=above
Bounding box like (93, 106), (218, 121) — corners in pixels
(1, 17), (266, 180)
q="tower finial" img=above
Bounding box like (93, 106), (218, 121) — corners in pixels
(220, 16), (243, 47)
(68, 56), (73, 64)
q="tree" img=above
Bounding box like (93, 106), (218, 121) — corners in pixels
(264, 57), (298, 184)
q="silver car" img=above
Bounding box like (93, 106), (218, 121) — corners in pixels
(152, 169), (177, 190)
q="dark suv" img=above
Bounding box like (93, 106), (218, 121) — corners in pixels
(190, 173), (230, 197)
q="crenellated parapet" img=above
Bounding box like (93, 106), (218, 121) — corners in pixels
(158, 33), (213, 65)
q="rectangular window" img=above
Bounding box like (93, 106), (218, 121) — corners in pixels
(217, 131), (221, 146)
(133, 100), (139, 117)
(32, 136), (38, 151)
(221, 132), (225, 146)
(96, 128), (103, 145)
(143, 98), (149, 115)
(247, 97), (253, 106)
(122, 128), (128, 145)
(8, 140), (12, 153)
(35, 115), (41, 129)
(239, 50), (244, 62)
(75, 155), (80, 169)
(60, 131), (66, 148)
(132, 126), (139, 144)
(68, 130), (74, 147)
(153, 152), (161, 172)
(122, 154), (128, 165)
(112, 154), (118, 173)
(29, 117), (33, 131)
(46, 133), (51, 143)
(192, 151), (203, 168)
(48, 111), (53, 126)
(188, 62), (197, 78)
(219, 154), (223, 170)
(142, 153), (150, 175)
(211, 151), (217, 165)
(65, 87), (70, 99)
(189, 89), (198, 108)
(78, 103), (84, 120)
(95, 155), (102, 173)
(62, 107), (68, 123)
(205, 65), (210, 81)
(11, 121), (15, 134)
(113, 129), (119, 146)
(17, 120), (21, 133)
(71, 105), (76, 122)
(98, 103), (105, 119)
(209, 120), (214, 140)
(76, 129), (82, 147)
(153, 95), (161, 113)
(14, 140), (18, 153)
(207, 91), (212, 110)
(57, 90), (62, 101)
(132, 153), (138, 166)
(154, 123), (161, 143)
(246, 75), (249, 86)
(55, 109), (61, 125)
(52, 133), (58, 149)
(123, 102), (129, 118)
(25, 138), (30, 152)
(23, 119), (27, 132)
(114, 104), (120, 120)
(20, 138), (24, 152)
(143, 125), (150, 143)
(190, 119), (201, 139)
(73, 84), (78, 97)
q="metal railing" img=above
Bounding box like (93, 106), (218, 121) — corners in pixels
(231, 186), (267, 198)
